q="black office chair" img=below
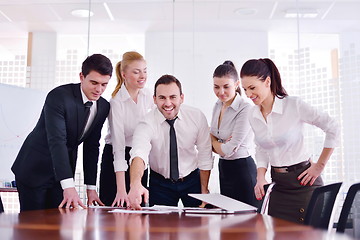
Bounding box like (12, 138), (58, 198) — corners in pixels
(0, 196), (4, 213)
(257, 183), (275, 214)
(336, 182), (360, 237)
(304, 182), (342, 230)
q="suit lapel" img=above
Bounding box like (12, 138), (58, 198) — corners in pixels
(73, 84), (86, 140)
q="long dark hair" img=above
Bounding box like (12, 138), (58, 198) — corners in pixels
(213, 60), (241, 95)
(240, 58), (287, 98)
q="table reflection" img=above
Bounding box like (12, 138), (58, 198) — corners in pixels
(0, 208), (352, 240)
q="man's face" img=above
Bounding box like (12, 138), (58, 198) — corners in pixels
(80, 70), (111, 101)
(153, 82), (184, 120)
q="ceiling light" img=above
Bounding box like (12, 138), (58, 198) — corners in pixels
(234, 8), (258, 16)
(71, 9), (94, 18)
(284, 8), (318, 19)
(103, 3), (114, 21)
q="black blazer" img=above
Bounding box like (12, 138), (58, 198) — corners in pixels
(11, 83), (110, 188)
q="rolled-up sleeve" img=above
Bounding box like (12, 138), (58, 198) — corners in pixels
(297, 98), (339, 148)
(129, 120), (153, 169)
(220, 104), (252, 158)
(196, 112), (214, 170)
(109, 98), (128, 172)
(254, 144), (269, 169)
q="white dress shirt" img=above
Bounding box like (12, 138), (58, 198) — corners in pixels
(105, 86), (154, 172)
(130, 104), (214, 178)
(249, 96), (339, 169)
(210, 93), (254, 159)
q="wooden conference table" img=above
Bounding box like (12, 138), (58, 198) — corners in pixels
(0, 208), (352, 240)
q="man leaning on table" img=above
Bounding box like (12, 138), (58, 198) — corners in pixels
(128, 74), (213, 209)
(11, 54), (112, 211)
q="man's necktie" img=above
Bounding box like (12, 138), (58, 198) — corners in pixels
(81, 101), (93, 137)
(166, 118), (179, 181)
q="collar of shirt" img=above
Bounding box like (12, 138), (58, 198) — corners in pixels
(253, 96), (284, 120)
(80, 86), (94, 105)
(154, 106), (183, 125)
(215, 93), (245, 112)
(117, 85), (147, 102)
(80, 85), (97, 134)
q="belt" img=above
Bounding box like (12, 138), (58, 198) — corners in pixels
(272, 160), (310, 173)
(150, 169), (199, 183)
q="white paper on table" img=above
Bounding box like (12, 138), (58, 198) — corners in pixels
(89, 205), (126, 209)
(109, 205), (183, 214)
(109, 209), (173, 214)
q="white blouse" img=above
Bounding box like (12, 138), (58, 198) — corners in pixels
(105, 86), (154, 172)
(248, 96), (339, 168)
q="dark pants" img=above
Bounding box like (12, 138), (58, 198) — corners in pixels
(269, 162), (323, 224)
(219, 156), (260, 208)
(99, 144), (148, 206)
(149, 169), (202, 207)
(16, 178), (63, 211)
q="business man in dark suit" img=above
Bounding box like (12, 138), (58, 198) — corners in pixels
(11, 54), (113, 211)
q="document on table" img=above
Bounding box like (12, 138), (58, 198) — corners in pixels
(89, 205), (125, 209)
(187, 193), (257, 214)
(109, 205), (182, 214)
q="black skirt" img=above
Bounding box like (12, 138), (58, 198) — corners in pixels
(268, 162), (323, 224)
(219, 156), (260, 208)
(99, 144), (148, 206)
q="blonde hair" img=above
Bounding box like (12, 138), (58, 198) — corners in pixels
(111, 51), (145, 97)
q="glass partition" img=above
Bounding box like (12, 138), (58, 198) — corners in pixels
(1, 0), (359, 203)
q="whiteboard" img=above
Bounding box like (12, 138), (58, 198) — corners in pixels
(0, 83), (46, 182)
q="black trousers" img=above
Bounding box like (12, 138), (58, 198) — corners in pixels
(219, 156), (260, 208)
(99, 144), (148, 206)
(16, 178), (63, 212)
(149, 169), (202, 207)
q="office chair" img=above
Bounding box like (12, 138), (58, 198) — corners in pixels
(304, 182), (342, 230)
(336, 182), (360, 237)
(0, 196), (4, 213)
(257, 183), (275, 214)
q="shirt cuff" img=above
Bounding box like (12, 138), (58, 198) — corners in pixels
(197, 156), (214, 170)
(113, 159), (129, 172)
(60, 178), (75, 189)
(86, 185), (97, 190)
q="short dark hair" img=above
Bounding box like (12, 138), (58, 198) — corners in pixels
(81, 54), (113, 77)
(154, 74), (182, 96)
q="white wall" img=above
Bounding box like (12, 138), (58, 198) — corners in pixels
(146, 31), (268, 120)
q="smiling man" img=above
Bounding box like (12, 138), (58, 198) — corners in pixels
(127, 74), (213, 209)
(12, 54), (113, 211)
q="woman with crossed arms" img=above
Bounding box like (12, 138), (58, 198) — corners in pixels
(210, 61), (259, 207)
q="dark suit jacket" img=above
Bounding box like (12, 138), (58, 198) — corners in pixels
(11, 83), (110, 188)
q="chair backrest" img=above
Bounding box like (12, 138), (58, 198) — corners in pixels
(336, 182), (360, 237)
(304, 182), (342, 230)
(257, 182), (275, 214)
(0, 196), (4, 213)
